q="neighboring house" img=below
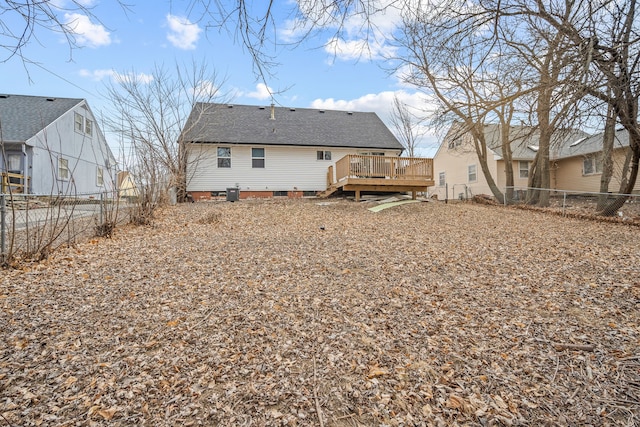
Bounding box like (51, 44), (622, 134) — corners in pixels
(429, 122), (602, 200)
(551, 128), (638, 193)
(117, 171), (139, 201)
(0, 94), (117, 195)
(181, 103), (406, 199)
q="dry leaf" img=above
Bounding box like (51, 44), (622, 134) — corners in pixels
(367, 367), (389, 379)
(98, 407), (118, 420)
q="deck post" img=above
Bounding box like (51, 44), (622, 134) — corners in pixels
(411, 191), (417, 200)
(355, 190), (360, 202)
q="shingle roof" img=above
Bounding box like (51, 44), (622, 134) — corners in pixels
(0, 94), (83, 142)
(181, 103), (404, 151)
(482, 124), (591, 160)
(553, 128), (630, 158)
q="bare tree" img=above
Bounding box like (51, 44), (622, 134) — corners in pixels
(0, 1), (129, 64)
(104, 61), (228, 220)
(394, 2), (530, 204)
(389, 95), (424, 157)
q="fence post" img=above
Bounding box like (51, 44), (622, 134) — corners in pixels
(562, 191), (567, 216)
(1, 194), (5, 262)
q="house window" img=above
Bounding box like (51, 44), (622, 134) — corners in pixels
(85, 118), (93, 136)
(438, 171), (446, 187)
(74, 113), (83, 133)
(519, 161), (530, 179)
(252, 148), (265, 168)
(6, 153), (21, 172)
(468, 164), (477, 182)
(583, 153), (603, 175)
(317, 150), (332, 160)
(97, 167), (104, 186)
(59, 158), (69, 180)
(217, 147), (231, 168)
(448, 139), (461, 149)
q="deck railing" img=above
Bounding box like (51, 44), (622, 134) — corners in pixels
(1, 172), (29, 193)
(334, 155), (433, 183)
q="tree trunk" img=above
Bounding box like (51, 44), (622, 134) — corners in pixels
(500, 123), (515, 204)
(597, 105), (616, 210)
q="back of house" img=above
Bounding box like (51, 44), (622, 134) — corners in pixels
(181, 103), (404, 199)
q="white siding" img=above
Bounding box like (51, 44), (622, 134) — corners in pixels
(187, 145), (400, 192)
(28, 104), (117, 196)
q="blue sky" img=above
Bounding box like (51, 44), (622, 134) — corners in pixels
(1, 1), (439, 155)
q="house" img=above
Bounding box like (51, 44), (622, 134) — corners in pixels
(429, 122), (596, 200)
(551, 128), (639, 193)
(182, 103), (433, 200)
(0, 94), (117, 196)
(117, 171), (139, 201)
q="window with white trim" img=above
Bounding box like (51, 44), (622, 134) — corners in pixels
(217, 147), (231, 168)
(6, 153), (21, 172)
(317, 150), (331, 160)
(519, 161), (530, 179)
(438, 171), (446, 187)
(468, 164), (477, 182)
(97, 167), (104, 186)
(74, 113), (83, 133)
(252, 148), (265, 168)
(59, 158), (69, 180)
(85, 118), (93, 136)
(583, 153), (603, 175)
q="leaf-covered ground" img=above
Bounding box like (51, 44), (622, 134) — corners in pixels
(1, 199), (638, 426)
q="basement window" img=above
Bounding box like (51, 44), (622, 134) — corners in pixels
(217, 147), (231, 168)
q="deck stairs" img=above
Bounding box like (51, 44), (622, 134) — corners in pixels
(317, 184), (341, 199)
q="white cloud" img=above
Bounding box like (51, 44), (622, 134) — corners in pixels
(246, 83), (273, 100)
(79, 69), (154, 84)
(166, 14), (202, 50)
(64, 13), (111, 48)
(310, 90), (440, 156)
(113, 71), (155, 85)
(79, 68), (115, 81)
(324, 37), (395, 61)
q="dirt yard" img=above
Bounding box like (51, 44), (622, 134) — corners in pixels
(1, 199), (638, 426)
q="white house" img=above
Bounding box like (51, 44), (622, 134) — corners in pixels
(0, 94), (117, 196)
(182, 103), (406, 199)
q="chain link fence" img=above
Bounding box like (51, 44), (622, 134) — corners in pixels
(505, 186), (640, 221)
(0, 192), (131, 264)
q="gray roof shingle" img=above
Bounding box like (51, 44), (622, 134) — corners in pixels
(481, 124), (591, 160)
(181, 103), (404, 151)
(0, 94), (83, 142)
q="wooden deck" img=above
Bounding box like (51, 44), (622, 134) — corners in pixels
(1, 172), (29, 194)
(321, 155), (434, 201)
